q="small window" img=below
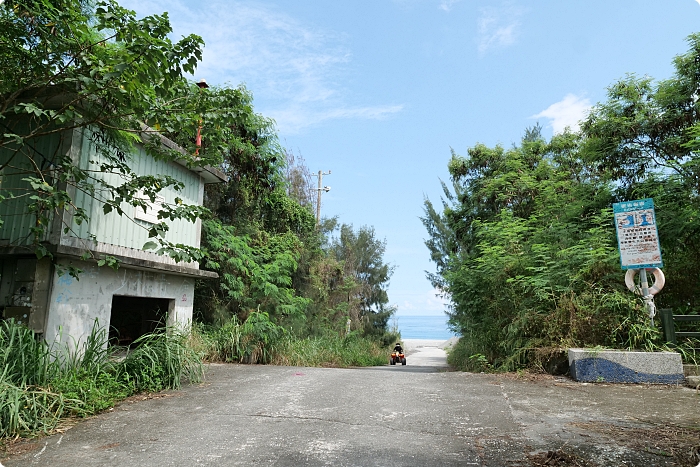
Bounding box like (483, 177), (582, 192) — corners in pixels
(133, 192), (164, 225)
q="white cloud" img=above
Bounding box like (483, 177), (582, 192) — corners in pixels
(531, 94), (592, 134)
(394, 0), (460, 12)
(696, 0), (700, 6)
(395, 287), (451, 316)
(439, 0), (461, 12)
(118, 0), (402, 134)
(271, 104), (404, 134)
(477, 4), (525, 56)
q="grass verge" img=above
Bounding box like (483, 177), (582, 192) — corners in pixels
(270, 333), (389, 367)
(191, 313), (391, 367)
(0, 319), (202, 441)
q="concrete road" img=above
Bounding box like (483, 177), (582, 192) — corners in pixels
(4, 346), (700, 466)
(402, 339), (452, 368)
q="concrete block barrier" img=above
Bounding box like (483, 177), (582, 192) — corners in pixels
(568, 348), (684, 384)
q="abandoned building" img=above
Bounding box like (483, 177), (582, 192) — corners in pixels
(0, 125), (225, 347)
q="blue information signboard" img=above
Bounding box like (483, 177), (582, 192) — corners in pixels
(613, 198), (663, 269)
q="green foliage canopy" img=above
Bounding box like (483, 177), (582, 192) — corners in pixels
(329, 224), (395, 336)
(425, 34), (700, 369)
(0, 0), (270, 266)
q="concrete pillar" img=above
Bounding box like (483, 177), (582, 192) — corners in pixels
(29, 257), (53, 333)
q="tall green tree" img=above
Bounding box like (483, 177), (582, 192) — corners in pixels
(423, 128), (640, 368)
(581, 32), (700, 312)
(426, 34), (700, 368)
(582, 33), (700, 188)
(329, 224), (395, 336)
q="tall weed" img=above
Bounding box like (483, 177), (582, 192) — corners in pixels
(193, 316), (388, 367)
(0, 376), (78, 438)
(271, 333), (388, 367)
(121, 330), (203, 391)
(192, 312), (286, 364)
(0, 319), (52, 387)
(239, 312), (285, 363)
(0, 319), (203, 440)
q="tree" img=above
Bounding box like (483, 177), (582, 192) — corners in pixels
(425, 35), (700, 368)
(329, 224), (395, 336)
(423, 128), (639, 369)
(284, 149), (316, 211)
(581, 33), (700, 188)
(581, 33), (700, 313)
(0, 0), (248, 266)
(197, 220), (311, 324)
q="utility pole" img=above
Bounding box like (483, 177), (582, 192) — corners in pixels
(313, 170), (331, 227)
(194, 79), (209, 156)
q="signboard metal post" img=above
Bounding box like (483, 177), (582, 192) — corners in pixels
(613, 198), (664, 325)
(613, 198), (662, 270)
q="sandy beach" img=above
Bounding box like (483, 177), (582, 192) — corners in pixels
(394, 337), (459, 368)
(402, 337), (459, 354)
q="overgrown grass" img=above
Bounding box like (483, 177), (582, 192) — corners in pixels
(271, 333), (389, 367)
(191, 312), (286, 364)
(446, 337), (490, 372)
(191, 313), (390, 367)
(0, 318), (52, 387)
(0, 319), (202, 440)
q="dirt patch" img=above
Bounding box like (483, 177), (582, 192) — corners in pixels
(0, 439), (40, 459)
(116, 390), (177, 406)
(97, 442), (121, 450)
(572, 422), (700, 467)
(527, 449), (591, 467)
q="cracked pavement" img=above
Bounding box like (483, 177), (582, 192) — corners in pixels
(4, 346), (700, 466)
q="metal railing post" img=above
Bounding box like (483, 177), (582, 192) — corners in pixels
(659, 308), (676, 345)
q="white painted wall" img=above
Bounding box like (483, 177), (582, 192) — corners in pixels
(44, 259), (195, 349)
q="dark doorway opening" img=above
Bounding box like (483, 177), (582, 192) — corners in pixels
(109, 296), (172, 347)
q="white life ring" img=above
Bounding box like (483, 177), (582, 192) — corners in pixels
(624, 268), (665, 296)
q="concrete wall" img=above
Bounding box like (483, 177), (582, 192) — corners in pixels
(568, 348), (684, 384)
(44, 259), (195, 349)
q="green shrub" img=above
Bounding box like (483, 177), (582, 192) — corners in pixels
(272, 333), (388, 367)
(49, 370), (132, 417)
(120, 330), (203, 392)
(239, 312), (286, 363)
(447, 337), (504, 372)
(191, 312), (286, 364)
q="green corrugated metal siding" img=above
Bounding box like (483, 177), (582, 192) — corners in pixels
(71, 128), (201, 249)
(1, 126), (201, 250)
(0, 128), (67, 245)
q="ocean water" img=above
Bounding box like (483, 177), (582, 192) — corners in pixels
(394, 315), (456, 340)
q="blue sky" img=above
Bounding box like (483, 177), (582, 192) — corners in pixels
(121, 0), (700, 316)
